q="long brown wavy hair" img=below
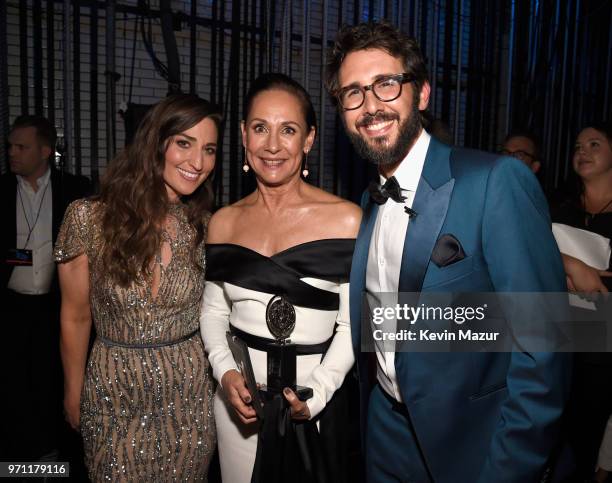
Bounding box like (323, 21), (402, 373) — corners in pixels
(98, 94), (222, 286)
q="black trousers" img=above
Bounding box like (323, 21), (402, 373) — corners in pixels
(1, 289), (63, 461)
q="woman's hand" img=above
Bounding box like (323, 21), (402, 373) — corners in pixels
(563, 254), (611, 294)
(64, 391), (80, 431)
(594, 467), (610, 483)
(283, 388), (311, 421)
(221, 369), (258, 424)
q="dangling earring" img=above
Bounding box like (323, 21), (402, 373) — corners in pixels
(302, 151), (309, 177)
(243, 147), (250, 173)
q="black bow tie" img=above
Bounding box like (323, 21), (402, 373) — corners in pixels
(368, 176), (407, 205)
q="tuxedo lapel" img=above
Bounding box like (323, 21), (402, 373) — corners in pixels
(6, 176), (17, 247)
(397, 178), (454, 293)
(350, 194), (379, 351)
(395, 139), (455, 403)
(51, 169), (63, 242)
(398, 138), (454, 293)
(2, 175), (18, 288)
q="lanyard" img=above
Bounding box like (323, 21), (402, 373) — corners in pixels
(17, 181), (49, 249)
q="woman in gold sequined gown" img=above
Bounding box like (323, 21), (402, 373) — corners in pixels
(54, 95), (221, 482)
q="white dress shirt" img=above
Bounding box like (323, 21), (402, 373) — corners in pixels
(8, 168), (55, 295)
(366, 129), (431, 401)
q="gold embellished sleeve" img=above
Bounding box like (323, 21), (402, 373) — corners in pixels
(54, 198), (92, 262)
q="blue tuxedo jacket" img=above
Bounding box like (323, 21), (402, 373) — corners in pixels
(349, 138), (571, 483)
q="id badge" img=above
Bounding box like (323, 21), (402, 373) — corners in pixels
(6, 248), (33, 266)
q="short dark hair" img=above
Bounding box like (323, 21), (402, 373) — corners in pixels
(584, 121), (612, 141)
(324, 21), (429, 101)
(243, 73), (317, 133)
(503, 129), (541, 161)
(11, 114), (57, 151)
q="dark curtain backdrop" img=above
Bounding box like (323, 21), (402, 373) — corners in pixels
(2, 0), (611, 204)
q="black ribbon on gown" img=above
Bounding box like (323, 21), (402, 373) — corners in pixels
(206, 240), (355, 483)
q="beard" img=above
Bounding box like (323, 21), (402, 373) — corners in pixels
(346, 102), (422, 167)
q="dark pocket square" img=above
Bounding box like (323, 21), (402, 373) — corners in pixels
(431, 234), (466, 267)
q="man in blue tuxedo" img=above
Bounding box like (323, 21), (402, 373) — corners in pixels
(325, 22), (570, 482)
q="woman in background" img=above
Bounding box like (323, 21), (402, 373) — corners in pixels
(201, 73), (360, 483)
(553, 122), (612, 293)
(55, 94), (220, 482)
(550, 121), (612, 481)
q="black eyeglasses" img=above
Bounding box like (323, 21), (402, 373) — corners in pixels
(335, 73), (414, 111)
(500, 149), (536, 163)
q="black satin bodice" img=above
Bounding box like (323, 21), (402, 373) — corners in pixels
(206, 239), (356, 311)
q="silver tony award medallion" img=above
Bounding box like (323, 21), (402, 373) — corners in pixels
(266, 295), (296, 341)
(263, 295), (312, 401)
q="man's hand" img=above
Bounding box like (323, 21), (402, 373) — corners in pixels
(283, 387), (311, 421)
(221, 369), (258, 424)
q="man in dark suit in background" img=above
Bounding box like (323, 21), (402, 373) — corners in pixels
(325, 22), (571, 482)
(1, 115), (90, 461)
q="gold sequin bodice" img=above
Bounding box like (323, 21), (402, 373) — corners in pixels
(55, 199), (205, 344)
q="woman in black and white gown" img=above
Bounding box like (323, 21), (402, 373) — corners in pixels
(200, 73), (361, 483)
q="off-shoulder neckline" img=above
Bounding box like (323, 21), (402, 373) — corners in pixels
(206, 238), (356, 259)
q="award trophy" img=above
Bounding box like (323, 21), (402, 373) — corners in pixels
(262, 295), (313, 401)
